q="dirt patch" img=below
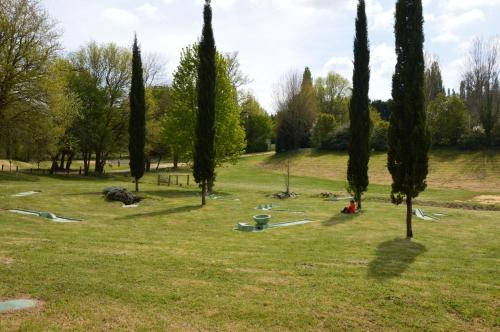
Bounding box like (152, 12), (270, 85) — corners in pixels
(0, 256), (14, 265)
(472, 195), (500, 205)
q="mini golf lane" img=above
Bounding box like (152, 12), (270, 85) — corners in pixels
(8, 209), (82, 223)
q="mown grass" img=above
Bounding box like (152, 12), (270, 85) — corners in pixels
(0, 151), (499, 331)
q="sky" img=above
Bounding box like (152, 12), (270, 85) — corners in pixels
(41, 0), (500, 113)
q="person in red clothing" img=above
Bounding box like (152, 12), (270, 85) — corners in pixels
(341, 200), (357, 214)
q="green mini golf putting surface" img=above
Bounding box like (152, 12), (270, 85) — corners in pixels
(0, 299), (39, 313)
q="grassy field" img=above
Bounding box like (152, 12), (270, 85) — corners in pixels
(0, 151), (499, 331)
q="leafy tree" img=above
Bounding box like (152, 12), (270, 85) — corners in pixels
(370, 107), (389, 151)
(314, 72), (351, 126)
(145, 86), (170, 170)
(428, 94), (468, 146)
(347, 0), (371, 209)
(424, 55), (445, 110)
(371, 99), (392, 121)
(194, 0), (217, 205)
(388, 0), (430, 239)
(162, 44), (245, 169)
(0, 0), (60, 159)
(67, 67), (107, 175)
(461, 37), (500, 146)
(129, 36), (146, 192)
(240, 94), (272, 153)
(311, 113), (337, 149)
(70, 42), (132, 174)
(275, 70), (318, 152)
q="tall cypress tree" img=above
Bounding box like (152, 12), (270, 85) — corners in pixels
(128, 35), (146, 192)
(194, 0), (216, 206)
(347, 0), (371, 210)
(388, 0), (430, 238)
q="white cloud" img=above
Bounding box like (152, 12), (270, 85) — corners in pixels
(432, 32), (460, 44)
(442, 57), (464, 91)
(194, 0), (236, 9)
(137, 2), (160, 19)
(440, 0), (500, 11)
(440, 9), (485, 32)
(366, 0), (394, 32)
(370, 43), (396, 100)
(322, 56), (352, 79)
(101, 8), (139, 26)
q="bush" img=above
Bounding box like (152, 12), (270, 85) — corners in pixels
(371, 123), (389, 151)
(321, 127), (350, 151)
(311, 113), (336, 149)
(458, 131), (484, 150)
(103, 187), (141, 205)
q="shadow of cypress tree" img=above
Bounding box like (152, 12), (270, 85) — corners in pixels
(368, 238), (426, 280)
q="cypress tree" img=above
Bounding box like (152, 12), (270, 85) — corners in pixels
(128, 35), (146, 192)
(301, 67), (313, 90)
(347, 0), (371, 210)
(388, 0), (430, 238)
(194, 0), (216, 206)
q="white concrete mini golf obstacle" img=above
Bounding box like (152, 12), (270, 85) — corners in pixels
(0, 299), (39, 313)
(12, 191), (41, 197)
(8, 209), (82, 223)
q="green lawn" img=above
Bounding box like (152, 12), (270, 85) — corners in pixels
(0, 152), (499, 331)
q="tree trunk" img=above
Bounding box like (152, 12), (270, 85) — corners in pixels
(49, 155), (59, 175)
(95, 149), (102, 174)
(83, 151), (91, 176)
(201, 180), (206, 206)
(156, 157), (162, 171)
(208, 178), (214, 195)
(145, 156), (151, 172)
(66, 152), (74, 171)
(135, 178), (139, 192)
(173, 154), (179, 169)
(357, 196), (362, 210)
(406, 195), (413, 239)
(59, 152), (65, 170)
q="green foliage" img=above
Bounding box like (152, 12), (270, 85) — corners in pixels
(275, 70), (319, 152)
(129, 36), (146, 190)
(388, 0), (429, 238)
(428, 94), (468, 146)
(314, 72), (351, 124)
(347, 0), (371, 207)
(145, 86), (170, 164)
(194, 0), (217, 199)
(311, 113), (337, 149)
(240, 94), (272, 153)
(0, 0), (60, 159)
(70, 41), (132, 174)
(424, 58), (445, 110)
(162, 45), (245, 167)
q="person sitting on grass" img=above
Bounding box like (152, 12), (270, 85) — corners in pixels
(341, 200), (357, 214)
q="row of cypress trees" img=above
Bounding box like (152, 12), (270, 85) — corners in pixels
(348, 0), (429, 238)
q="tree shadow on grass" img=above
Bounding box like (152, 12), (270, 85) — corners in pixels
(368, 238), (426, 280)
(119, 204), (202, 220)
(322, 213), (359, 227)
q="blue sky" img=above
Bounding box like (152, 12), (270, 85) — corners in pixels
(41, 0), (500, 112)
